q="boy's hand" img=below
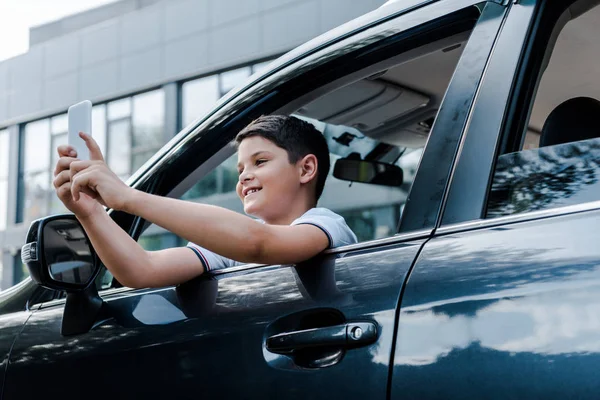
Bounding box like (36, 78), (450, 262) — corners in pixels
(69, 133), (135, 211)
(53, 142), (103, 218)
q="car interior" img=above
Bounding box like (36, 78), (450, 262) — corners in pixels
(288, 30), (473, 240)
(161, 28), (475, 249)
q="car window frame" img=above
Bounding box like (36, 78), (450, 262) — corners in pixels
(91, 0), (506, 294)
(439, 0), (600, 232)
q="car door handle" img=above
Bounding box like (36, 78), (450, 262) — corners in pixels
(266, 322), (377, 354)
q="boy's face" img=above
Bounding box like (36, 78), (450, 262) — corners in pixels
(236, 136), (303, 222)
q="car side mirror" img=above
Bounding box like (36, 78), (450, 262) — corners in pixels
(333, 156), (404, 187)
(22, 215), (99, 291)
(21, 214), (103, 336)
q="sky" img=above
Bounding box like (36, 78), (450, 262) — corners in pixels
(0, 0), (120, 62)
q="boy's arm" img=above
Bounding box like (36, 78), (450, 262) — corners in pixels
(69, 132), (330, 269)
(124, 191), (330, 265)
(77, 210), (205, 288)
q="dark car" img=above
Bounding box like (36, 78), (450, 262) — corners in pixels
(2, 0), (600, 398)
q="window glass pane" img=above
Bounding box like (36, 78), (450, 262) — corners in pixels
(139, 233), (179, 251)
(0, 180), (7, 230)
(108, 98), (131, 121)
(488, 139), (600, 218)
(96, 268), (115, 291)
(182, 169), (218, 200)
(132, 90), (165, 149)
(0, 129), (8, 179)
(220, 67), (251, 95)
(220, 154), (239, 193)
(49, 190), (68, 215)
(338, 206), (399, 242)
(486, 4), (600, 219)
(23, 119), (50, 173)
(182, 75), (219, 127)
(51, 114), (68, 134)
(92, 105), (107, 157)
(23, 171), (50, 222)
(14, 252), (28, 284)
(132, 149), (156, 172)
(51, 133), (68, 169)
(48, 138), (68, 216)
(108, 120), (131, 177)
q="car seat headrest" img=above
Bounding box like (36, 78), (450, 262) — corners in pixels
(540, 97), (600, 147)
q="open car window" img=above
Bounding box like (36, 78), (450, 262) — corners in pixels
(136, 18), (475, 252)
(91, 2), (490, 289)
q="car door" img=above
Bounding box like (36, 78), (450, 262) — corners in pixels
(3, 1), (506, 399)
(392, 0), (600, 398)
(0, 279), (44, 397)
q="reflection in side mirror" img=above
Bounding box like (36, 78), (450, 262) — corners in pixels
(44, 220), (95, 285)
(333, 157), (404, 187)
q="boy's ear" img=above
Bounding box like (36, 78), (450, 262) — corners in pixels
(298, 154), (318, 184)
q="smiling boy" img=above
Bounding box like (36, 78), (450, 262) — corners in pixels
(53, 115), (357, 288)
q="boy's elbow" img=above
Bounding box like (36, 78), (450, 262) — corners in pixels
(112, 273), (147, 289)
(109, 251), (154, 289)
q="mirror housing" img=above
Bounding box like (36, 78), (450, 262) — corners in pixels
(22, 214), (103, 336)
(333, 155), (404, 187)
(22, 214), (100, 292)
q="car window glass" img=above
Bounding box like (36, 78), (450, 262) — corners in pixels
(487, 4), (600, 218)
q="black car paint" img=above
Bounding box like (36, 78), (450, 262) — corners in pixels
(392, 210), (600, 398)
(5, 240), (424, 399)
(1, 0), (598, 398)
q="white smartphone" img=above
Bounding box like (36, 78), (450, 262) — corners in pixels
(67, 100), (92, 160)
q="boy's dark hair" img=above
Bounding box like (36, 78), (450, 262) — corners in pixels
(235, 115), (330, 202)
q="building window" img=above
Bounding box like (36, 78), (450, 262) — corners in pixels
(13, 251), (28, 284)
(180, 64), (269, 202)
(19, 104), (109, 221)
(107, 89), (165, 180)
(0, 129), (8, 229)
(219, 67), (251, 95)
(132, 90), (165, 171)
(20, 119), (51, 222)
(181, 63), (269, 128)
(181, 75), (219, 128)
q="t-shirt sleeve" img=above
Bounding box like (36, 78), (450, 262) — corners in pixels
(186, 242), (238, 272)
(292, 209), (358, 249)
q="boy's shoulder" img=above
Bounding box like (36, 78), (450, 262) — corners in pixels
(296, 207), (342, 219)
(292, 207), (357, 248)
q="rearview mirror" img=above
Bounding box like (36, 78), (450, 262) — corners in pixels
(333, 157), (404, 187)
